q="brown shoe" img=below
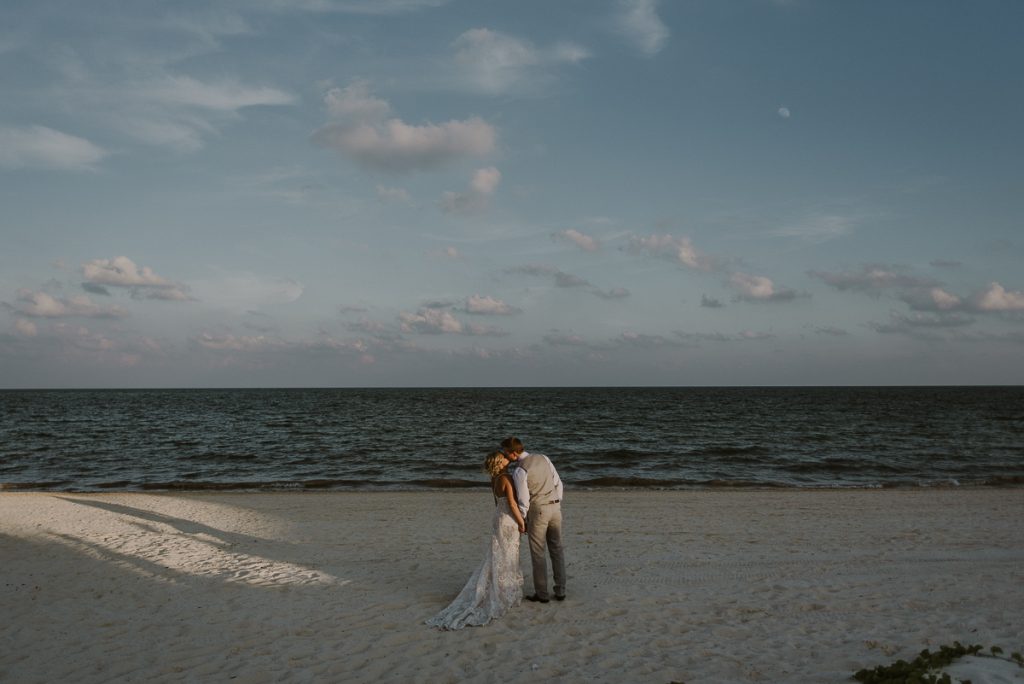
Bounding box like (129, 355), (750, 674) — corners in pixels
(525, 594), (550, 604)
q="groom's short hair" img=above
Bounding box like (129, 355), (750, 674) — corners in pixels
(500, 437), (524, 455)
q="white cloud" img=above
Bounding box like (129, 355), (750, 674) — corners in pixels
(399, 307), (464, 334)
(10, 290), (128, 319)
(559, 229), (600, 252)
(82, 256), (174, 287)
(452, 28), (590, 94)
(441, 166), (501, 214)
(81, 256), (194, 301)
(617, 0), (670, 56)
(971, 282), (1024, 312)
(729, 272), (799, 302)
(629, 234), (714, 271)
(15, 319), (38, 337)
(901, 287), (963, 312)
(314, 81), (496, 172)
(0, 125), (108, 171)
(777, 106), (791, 119)
(464, 295), (520, 315)
(471, 166), (501, 195)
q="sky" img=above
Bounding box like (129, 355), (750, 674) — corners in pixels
(1, 0), (1023, 388)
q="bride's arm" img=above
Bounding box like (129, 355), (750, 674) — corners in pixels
(500, 476), (527, 533)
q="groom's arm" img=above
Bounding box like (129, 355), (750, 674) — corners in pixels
(512, 465), (530, 519)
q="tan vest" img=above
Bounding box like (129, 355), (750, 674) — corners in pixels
(518, 454), (559, 503)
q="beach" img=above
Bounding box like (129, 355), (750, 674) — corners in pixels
(2, 490), (1022, 683)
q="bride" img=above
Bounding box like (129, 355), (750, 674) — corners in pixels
(426, 450), (527, 629)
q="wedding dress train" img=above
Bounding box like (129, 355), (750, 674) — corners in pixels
(426, 498), (523, 629)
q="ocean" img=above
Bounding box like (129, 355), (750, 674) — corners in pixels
(1, 387), (1021, 492)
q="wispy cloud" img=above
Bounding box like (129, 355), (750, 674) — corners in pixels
(138, 75), (294, 112)
(616, 0), (670, 56)
(557, 229), (600, 252)
(0, 125), (108, 171)
(190, 271), (303, 311)
(768, 214), (855, 243)
(452, 28), (589, 95)
(115, 75), (295, 151)
(313, 80), (496, 173)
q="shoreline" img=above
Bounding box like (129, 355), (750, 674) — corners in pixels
(3, 489), (1022, 683)
(4, 480), (1022, 493)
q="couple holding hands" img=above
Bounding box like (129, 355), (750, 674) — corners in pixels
(426, 437), (566, 630)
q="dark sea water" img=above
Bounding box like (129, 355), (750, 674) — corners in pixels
(1, 387), (1022, 492)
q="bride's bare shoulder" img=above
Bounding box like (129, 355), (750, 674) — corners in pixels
(492, 473), (512, 493)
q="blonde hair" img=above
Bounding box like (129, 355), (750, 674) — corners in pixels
(484, 450), (507, 477)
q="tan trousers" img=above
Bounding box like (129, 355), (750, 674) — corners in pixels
(526, 502), (565, 600)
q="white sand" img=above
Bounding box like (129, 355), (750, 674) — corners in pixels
(1, 490), (1022, 683)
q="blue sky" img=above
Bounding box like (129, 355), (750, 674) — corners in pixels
(2, 0), (1022, 388)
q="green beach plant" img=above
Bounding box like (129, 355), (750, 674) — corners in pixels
(852, 642), (1024, 684)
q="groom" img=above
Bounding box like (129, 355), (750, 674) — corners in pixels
(501, 436), (566, 603)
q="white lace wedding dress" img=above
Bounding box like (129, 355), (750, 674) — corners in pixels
(426, 497), (523, 629)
